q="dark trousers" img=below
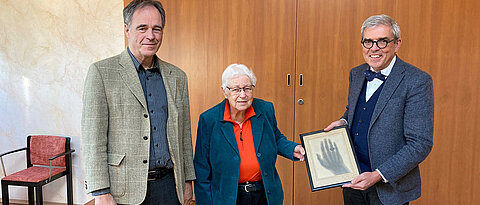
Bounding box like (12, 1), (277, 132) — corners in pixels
(141, 170), (180, 205)
(236, 182), (267, 205)
(343, 187), (409, 205)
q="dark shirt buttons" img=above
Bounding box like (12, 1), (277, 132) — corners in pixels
(157, 160), (161, 164)
(143, 160), (148, 164)
(146, 77), (150, 80)
(155, 144), (159, 147)
(257, 153), (261, 157)
(153, 127), (157, 131)
(148, 93), (152, 96)
(143, 136), (148, 140)
(144, 114), (148, 118)
(150, 110), (154, 113)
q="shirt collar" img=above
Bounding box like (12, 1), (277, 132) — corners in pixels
(127, 47), (159, 72)
(369, 55), (396, 77)
(223, 100), (256, 123)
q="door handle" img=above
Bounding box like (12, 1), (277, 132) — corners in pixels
(287, 73), (291, 87)
(299, 74), (303, 86)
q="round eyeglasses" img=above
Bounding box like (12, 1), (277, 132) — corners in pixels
(361, 39), (396, 49)
(226, 85), (255, 95)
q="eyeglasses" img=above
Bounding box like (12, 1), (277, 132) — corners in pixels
(361, 38), (396, 49)
(226, 85), (255, 95)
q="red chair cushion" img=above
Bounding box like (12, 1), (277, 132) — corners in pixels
(30, 135), (66, 166)
(1, 166), (66, 183)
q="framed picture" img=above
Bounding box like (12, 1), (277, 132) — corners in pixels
(300, 125), (360, 191)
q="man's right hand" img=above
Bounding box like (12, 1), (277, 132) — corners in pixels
(95, 193), (117, 205)
(324, 119), (346, 131)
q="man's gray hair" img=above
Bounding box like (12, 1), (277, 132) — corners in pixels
(361, 14), (401, 40)
(124, 0), (165, 28)
(221, 64), (257, 90)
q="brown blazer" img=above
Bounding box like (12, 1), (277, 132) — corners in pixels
(81, 50), (195, 204)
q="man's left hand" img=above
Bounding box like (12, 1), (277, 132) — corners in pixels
(184, 181), (193, 205)
(342, 171), (382, 190)
(293, 145), (306, 161)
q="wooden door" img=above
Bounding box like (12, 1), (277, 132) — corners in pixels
(294, 0), (390, 203)
(151, 0), (298, 204)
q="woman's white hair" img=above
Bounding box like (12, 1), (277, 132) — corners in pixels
(221, 63), (257, 90)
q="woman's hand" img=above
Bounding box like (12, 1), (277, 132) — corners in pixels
(293, 145), (306, 161)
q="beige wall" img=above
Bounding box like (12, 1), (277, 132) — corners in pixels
(0, 0), (125, 204)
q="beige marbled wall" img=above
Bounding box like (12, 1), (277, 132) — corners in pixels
(0, 0), (124, 203)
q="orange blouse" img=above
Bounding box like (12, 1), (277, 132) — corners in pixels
(224, 102), (262, 183)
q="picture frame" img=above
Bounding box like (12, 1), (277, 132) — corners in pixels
(300, 125), (360, 191)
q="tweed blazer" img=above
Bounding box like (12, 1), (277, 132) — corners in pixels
(342, 57), (434, 204)
(81, 50), (195, 204)
(194, 99), (299, 205)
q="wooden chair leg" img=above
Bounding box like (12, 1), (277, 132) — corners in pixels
(35, 186), (43, 205)
(67, 173), (73, 205)
(28, 186), (34, 205)
(1, 182), (9, 205)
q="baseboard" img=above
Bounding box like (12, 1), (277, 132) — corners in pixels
(0, 198), (86, 205)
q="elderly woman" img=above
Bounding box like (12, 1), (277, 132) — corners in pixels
(194, 64), (305, 205)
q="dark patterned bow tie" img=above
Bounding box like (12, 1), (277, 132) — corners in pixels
(364, 69), (386, 81)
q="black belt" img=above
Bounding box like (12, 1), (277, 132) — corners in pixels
(238, 180), (263, 192)
(147, 168), (173, 181)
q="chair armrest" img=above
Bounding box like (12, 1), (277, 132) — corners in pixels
(0, 147), (27, 157)
(48, 149), (75, 161)
(47, 149), (75, 181)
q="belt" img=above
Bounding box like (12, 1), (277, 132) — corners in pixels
(238, 180), (263, 193)
(147, 168), (173, 181)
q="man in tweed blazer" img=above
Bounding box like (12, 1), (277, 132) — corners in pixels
(325, 15), (434, 205)
(82, 1), (195, 204)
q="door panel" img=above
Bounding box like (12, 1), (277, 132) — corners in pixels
(294, 0), (391, 204)
(153, 0), (297, 204)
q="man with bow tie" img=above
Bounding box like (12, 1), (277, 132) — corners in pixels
(324, 14), (434, 205)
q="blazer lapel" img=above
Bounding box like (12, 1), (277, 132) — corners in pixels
(348, 65), (368, 124)
(250, 112), (264, 152)
(369, 58), (406, 129)
(217, 100), (240, 155)
(118, 50), (148, 109)
(220, 122), (240, 155)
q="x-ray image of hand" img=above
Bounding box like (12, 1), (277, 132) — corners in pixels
(316, 139), (350, 175)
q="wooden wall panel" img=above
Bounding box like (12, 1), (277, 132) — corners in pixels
(395, 0), (480, 204)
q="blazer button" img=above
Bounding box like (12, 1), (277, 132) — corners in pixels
(257, 153), (261, 157)
(263, 172), (268, 176)
(143, 160), (148, 164)
(144, 114), (148, 118)
(143, 136), (148, 140)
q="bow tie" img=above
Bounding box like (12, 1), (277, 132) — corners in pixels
(364, 69), (386, 81)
